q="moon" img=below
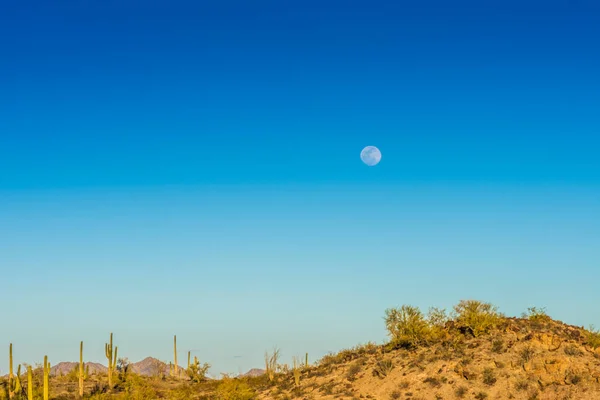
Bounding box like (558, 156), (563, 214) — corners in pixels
(360, 146), (382, 166)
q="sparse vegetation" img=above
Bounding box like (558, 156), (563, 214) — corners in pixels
(265, 348), (280, 382)
(4, 299), (600, 400)
(384, 305), (430, 346)
(522, 307), (550, 322)
(481, 368), (496, 386)
(372, 359), (394, 379)
(519, 346), (535, 364)
(455, 385), (468, 398)
(515, 380), (529, 391)
(564, 344), (582, 357)
(452, 300), (501, 337)
(216, 377), (256, 400)
(423, 376), (441, 388)
(491, 338), (504, 353)
(585, 326), (600, 349)
(346, 363), (361, 381)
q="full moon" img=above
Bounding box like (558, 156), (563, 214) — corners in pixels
(360, 146), (382, 166)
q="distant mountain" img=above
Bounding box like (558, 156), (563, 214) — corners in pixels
(51, 362), (107, 376)
(242, 368), (265, 377)
(129, 357), (186, 377)
(38, 358), (183, 378)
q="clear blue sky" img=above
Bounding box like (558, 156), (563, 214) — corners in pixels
(1, 0), (599, 376)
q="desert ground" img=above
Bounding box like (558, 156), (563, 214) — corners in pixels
(3, 301), (600, 400)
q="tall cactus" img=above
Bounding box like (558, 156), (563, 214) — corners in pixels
(105, 333), (118, 387)
(9, 343), (14, 380)
(27, 365), (33, 400)
(8, 344), (22, 399)
(8, 343), (14, 399)
(14, 365), (23, 395)
(173, 335), (178, 376)
(43, 355), (50, 400)
(187, 351), (191, 371)
(79, 341), (84, 397)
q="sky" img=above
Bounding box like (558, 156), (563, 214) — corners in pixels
(1, 0), (599, 376)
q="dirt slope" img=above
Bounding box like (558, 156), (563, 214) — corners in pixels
(259, 318), (600, 400)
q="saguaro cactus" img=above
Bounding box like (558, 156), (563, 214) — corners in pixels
(173, 335), (178, 376)
(79, 341), (84, 397)
(27, 365), (33, 400)
(292, 357), (300, 387)
(14, 365), (23, 394)
(9, 343), (14, 380)
(105, 333), (118, 387)
(43, 355), (50, 400)
(187, 351), (191, 371)
(8, 343), (14, 399)
(8, 344), (21, 399)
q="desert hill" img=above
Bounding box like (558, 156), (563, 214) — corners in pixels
(3, 301), (600, 399)
(259, 313), (600, 400)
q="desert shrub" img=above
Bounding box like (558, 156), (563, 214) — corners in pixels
(491, 338), (504, 353)
(187, 358), (211, 382)
(346, 363), (361, 381)
(474, 392), (488, 400)
(515, 380), (529, 391)
(522, 307), (550, 322)
(452, 300), (501, 337)
(319, 343), (376, 367)
(120, 374), (159, 400)
(482, 368), (496, 386)
(455, 385), (468, 398)
(519, 346), (535, 364)
(216, 377), (256, 400)
(385, 305), (430, 346)
(320, 381), (336, 395)
(389, 390), (402, 400)
(372, 359), (394, 379)
(527, 391), (539, 400)
(423, 376), (441, 388)
(585, 326), (600, 349)
(564, 344), (582, 357)
(427, 307), (450, 341)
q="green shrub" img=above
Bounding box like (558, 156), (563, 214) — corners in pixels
(522, 307), (550, 322)
(427, 307), (449, 341)
(372, 359), (394, 379)
(491, 338), (504, 353)
(346, 363), (361, 381)
(384, 305), (430, 345)
(453, 300), (501, 337)
(216, 377), (256, 400)
(586, 326), (600, 349)
(482, 368), (496, 386)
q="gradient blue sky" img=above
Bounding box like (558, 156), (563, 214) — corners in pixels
(1, 0), (599, 376)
